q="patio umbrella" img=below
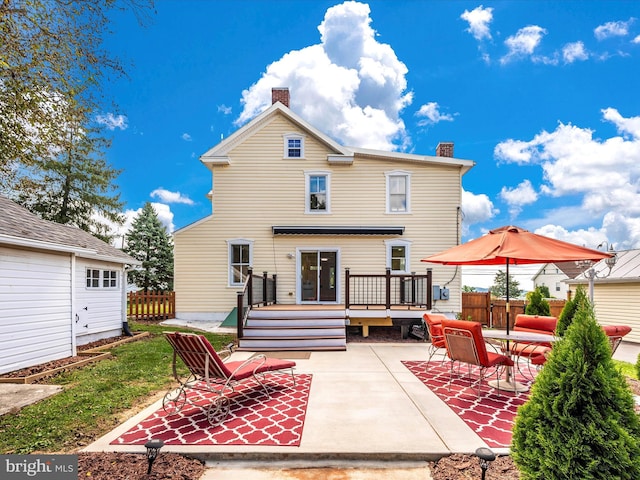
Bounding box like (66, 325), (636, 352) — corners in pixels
(421, 225), (613, 334)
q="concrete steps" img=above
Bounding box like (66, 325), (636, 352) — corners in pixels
(237, 309), (347, 351)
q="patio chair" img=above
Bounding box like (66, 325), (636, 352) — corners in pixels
(423, 313), (449, 369)
(163, 332), (296, 426)
(441, 319), (514, 396)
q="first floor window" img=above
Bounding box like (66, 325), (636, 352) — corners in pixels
(385, 240), (411, 273)
(229, 240), (253, 286)
(86, 268), (118, 289)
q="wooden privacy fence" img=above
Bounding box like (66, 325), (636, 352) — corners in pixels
(127, 291), (175, 320)
(462, 292), (566, 329)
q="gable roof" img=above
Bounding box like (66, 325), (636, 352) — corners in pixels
(200, 101), (475, 174)
(0, 196), (138, 265)
(533, 261), (584, 280)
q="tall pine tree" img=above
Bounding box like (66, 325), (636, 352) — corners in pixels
(125, 203), (174, 291)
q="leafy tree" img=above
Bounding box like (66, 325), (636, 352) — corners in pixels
(489, 270), (521, 298)
(14, 118), (124, 242)
(556, 285), (588, 336)
(125, 203), (174, 291)
(512, 298), (640, 479)
(0, 0), (153, 188)
(525, 287), (550, 316)
(462, 285), (476, 292)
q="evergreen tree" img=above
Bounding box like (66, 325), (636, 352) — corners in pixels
(556, 285), (588, 336)
(489, 270), (521, 298)
(512, 298), (640, 479)
(525, 287), (551, 316)
(15, 120), (124, 243)
(125, 203), (174, 291)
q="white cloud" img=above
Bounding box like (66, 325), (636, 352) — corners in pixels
(95, 112), (128, 131)
(494, 108), (640, 249)
(415, 102), (455, 126)
(218, 104), (232, 115)
(460, 5), (493, 41)
(500, 179), (538, 217)
(594, 19), (634, 41)
(501, 25), (547, 64)
(461, 189), (498, 235)
(181, 133), (192, 141)
(562, 41), (589, 63)
(634, 35), (640, 44)
(151, 188), (194, 205)
(235, 1), (412, 151)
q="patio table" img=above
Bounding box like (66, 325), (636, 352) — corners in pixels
(482, 330), (558, 392)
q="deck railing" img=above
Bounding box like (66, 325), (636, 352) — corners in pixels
(236, 269), (277, 338)
(345, 268), (432, 310)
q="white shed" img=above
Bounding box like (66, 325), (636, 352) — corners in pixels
(0, 196), (138, 375)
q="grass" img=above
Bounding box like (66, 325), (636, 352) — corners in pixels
(0, 321), (235, 454)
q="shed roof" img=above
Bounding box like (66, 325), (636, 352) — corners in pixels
(0, 196), (137, 265)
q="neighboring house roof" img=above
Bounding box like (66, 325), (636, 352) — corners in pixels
(534, 261), (584, 281)
(568, 249), (640, 285)
(0, 196), (138, 265)
(199, 101), (475, 174)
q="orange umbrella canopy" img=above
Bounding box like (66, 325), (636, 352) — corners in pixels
(421, 225), (613, 266)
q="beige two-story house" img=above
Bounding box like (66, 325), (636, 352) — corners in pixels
(174, 88), (475, 324)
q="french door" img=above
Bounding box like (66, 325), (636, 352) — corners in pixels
(300, 250), (337, 302)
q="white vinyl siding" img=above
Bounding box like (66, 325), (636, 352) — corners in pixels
(75, 260), (124, 346)
(0, 247), (73, 375)
(590, 282), (640, 344)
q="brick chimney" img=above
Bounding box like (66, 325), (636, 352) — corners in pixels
(436, 142), (454, 158)
(272, 87), (290, 107)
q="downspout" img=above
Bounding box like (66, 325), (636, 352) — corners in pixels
(122, 265), (133, 336)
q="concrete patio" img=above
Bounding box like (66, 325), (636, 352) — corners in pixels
(82, 341), (640, 479)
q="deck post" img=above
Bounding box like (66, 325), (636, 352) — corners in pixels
(426, 268), (433, 310)
(262, 271), (268, 305)
(247, 267), (253, 305)
(345, 268), (350, 309)
(236, 291), (244, 339)
(272, 274), (277, 304)
(385, 268), (391, 309)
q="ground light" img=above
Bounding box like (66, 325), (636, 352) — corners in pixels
(144, 438), (164, 474)
(475, 446), (495, 480)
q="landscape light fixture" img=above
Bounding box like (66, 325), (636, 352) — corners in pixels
(475, 447), (496, 480)
(576, 242), (617, 302)
(144, 438), (164, 474)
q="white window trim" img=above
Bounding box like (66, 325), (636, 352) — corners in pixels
(226, 238), (254, 287)
(283, 133), (305, 159)
(305, 170), (331, 214)
(385, 170), (411, 214)
(384, 239), (412, 273)
(85, 268), (119, 289)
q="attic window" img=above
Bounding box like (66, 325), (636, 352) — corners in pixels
(284, 133), (304, 158)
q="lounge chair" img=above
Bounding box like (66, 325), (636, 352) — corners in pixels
(423, 313), (449, 369)
(163, 332), (296, 426)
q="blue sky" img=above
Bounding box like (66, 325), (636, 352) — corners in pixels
(98, 1), (640, 289)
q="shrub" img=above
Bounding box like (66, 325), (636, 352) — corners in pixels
(525, 287), (550, 316)
(512, 298), (640, 479)
(555, 285), (588, 336)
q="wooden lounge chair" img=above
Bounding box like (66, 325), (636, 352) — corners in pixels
(163, 332), (296, 426)
(441, 319), (513, 396)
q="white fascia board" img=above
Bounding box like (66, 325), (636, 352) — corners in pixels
(327, 154), (354, 164)
(348, 146), (476, 175)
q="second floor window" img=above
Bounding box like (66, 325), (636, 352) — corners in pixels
(305, 171), (331, 213)
(386, 171), (411, 213)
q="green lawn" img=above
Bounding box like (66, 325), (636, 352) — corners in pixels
(0, 322), (235, 454)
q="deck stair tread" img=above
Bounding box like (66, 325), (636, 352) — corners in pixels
(238, 308), (347, 351)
